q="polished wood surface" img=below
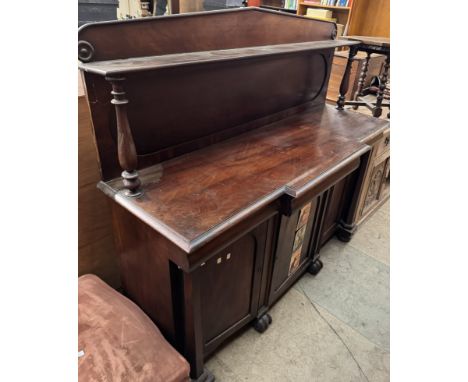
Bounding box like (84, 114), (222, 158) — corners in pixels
(102, 105), (388, 254)
(84, 51), (334, 181)
(79, 9), (341, 181)
(78, 11), (389, 380)
(79, 40), (357, 76)
(78, 7), (336, 62)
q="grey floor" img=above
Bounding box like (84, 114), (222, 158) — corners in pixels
(206, 200), (390, 382)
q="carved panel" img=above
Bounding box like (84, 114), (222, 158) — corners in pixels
(289, 202), (312, 275)
(361, 159), (386, 216)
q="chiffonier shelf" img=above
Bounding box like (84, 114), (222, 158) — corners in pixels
(79, 39), (358, 75)
(78, 8), (389, 381)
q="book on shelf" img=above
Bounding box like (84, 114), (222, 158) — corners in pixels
(316, 0), (351, 6)
(306, 8), (333, 18)
(284, 0), (298, 10)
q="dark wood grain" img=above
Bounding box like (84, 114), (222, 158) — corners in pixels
(79, 8), (343, 181)
(111, 204), (180, 344)
(83, 51), (336, 181)
(79, 40), (358, 76)
(78, 7), (337, 62)
(103, 105), (380, 253)
(78, 11), (390, 380)
(106, 76), (142, 196)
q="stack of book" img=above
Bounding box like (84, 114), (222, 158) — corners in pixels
(313, 0), (352, 6)
(284, 0), (298, 9)
(305, 8), (336, 22)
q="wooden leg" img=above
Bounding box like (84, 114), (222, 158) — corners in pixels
(353, 52), (371, 110)
(253, 312), (272, 333)
(337, 45), (359, 110)
(337, 151), (371, 242)
(373, 54), (390, 118)
(182, 271), (206, 380)
(307, 258), (323, 275)
(336, 221), (356, 242)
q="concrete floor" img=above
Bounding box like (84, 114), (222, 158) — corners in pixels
(206, 201), (390, 382)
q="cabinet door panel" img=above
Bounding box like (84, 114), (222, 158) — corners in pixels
(268, 198), (319, 304)
(199, 220), (268, 348)
(361, 157), (386, 216)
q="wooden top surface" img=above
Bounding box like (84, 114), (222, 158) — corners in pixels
(334, 50), (384, 59)
(343, 35), (390, 47)
(79, 40), (358, 76)
(101, 105), (388, 253)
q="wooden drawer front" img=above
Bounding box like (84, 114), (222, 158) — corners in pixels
(200, 220), (268, 350)
(374, 129), (390, 159)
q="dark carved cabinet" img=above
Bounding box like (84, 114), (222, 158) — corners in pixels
(78, 8), (389, 381)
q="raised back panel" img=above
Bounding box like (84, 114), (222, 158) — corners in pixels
(78, 7), (336, 62)
(79, 8), (337, 180)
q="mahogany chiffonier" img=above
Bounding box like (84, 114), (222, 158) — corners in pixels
(78, 8), (389, 381)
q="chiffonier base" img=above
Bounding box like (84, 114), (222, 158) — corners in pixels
(78, 10), (389, 379)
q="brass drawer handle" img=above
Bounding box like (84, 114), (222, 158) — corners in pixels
(384, 137), (390, 146)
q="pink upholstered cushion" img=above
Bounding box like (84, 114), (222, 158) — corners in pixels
(78, 274), (190, 382)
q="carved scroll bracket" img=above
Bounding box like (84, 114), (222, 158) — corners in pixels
(105, 76), (142, 197)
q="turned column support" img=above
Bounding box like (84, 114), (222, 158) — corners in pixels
(337, 45), (359, 110)
(106, 76), (142, 197)
(373, 54), (390, 118)
(352, 51), (371, 110)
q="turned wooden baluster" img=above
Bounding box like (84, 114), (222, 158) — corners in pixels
(337, 45), (359, 110)
(106, 76), (142, 197)
(373, 54), (390, 118)
(352, 51), (371, 110)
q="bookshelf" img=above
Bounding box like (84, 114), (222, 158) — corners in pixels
(256, 0), (298, 13)
(297, 1), (353, 36)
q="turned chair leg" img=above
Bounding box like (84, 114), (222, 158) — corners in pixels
(373, 54), (390, 118)
(353, 52), (371, 110)
(337, 45), (359, 110)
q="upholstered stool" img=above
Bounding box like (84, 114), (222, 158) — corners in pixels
(78, 274), (190, 382)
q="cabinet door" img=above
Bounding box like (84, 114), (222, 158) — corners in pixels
(268, 196), (322, 304)
(199, 218), (271, 354)
(320, 176), (349, 247)
(378, 157), (390, 200)
(361, 157), (386, 216)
